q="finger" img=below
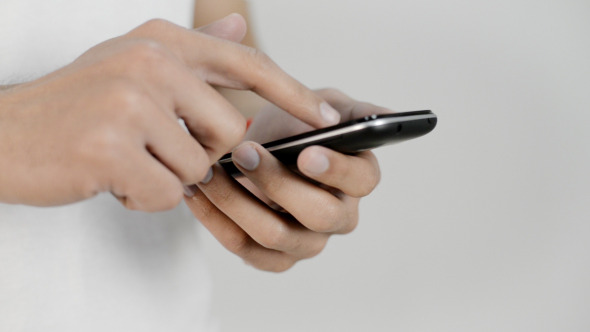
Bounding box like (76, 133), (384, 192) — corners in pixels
(89, 85), (210, 196)
(110, 147), (184, 212)
(231, 142), (357, 234)
(184, 188), (298, 272)
(134, 51), (246, 164)
(140, 107), (211, 185)
(196, 13), (247, 43)
(193, 164), (329, 257)
(128, 19), (341, 128)
(172, 76), (247, 163)
(197, 44), (341, 128)
(297, 146), (381, 198)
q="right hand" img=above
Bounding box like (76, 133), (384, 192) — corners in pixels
(0, 14), (341, 211)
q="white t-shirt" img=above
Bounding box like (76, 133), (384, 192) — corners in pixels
(0, 1), (216, 331)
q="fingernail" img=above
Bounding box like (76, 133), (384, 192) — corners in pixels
(200, 167), (213, 184)
(233, 143), (260, 171)
(183, 184), (197, 197)
(320, 102), (341, 126)
(302, 148), (329, 175)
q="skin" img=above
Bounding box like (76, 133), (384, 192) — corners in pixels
(0, 14), (341, 211)
(0, 0), (388, 273)
(186, 1), (389, 272)
(185, 88), (389, 272)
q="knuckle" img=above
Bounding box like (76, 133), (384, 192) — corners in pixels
(249, 47), (272, 67)
(177, 146), (209, 185)
(104, 82), (152, 124)
(310, 202), (343, 233)
(134, 18), (173, 34)
(243, 48), (275, 85)
(159, 189), (184, 211)
(188, 164), (210, 186)
(258, 224), (289, 250)
(224, 233), (252, 257)
(359, 172), (380, 197)
(339, 213), (359, 234)
(305, 237), (329, 258)
(353, 184), (374, 198)
(372, 163), (382, 187)
(124, 40), (170, 70)
(131, 183), (183, 212)
(80, 128), (126, 166)
(265, 258), (296, 273)
(143, 18), (170, 27)
(228, 117), (248, 146)
(216, 117), (247, 152)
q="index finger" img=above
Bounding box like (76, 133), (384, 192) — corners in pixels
(128, 19), (341, 129)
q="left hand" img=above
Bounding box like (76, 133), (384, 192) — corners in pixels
(184, 89), (391, 272)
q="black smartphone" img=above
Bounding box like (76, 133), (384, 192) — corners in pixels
(219, 110), (437, 177)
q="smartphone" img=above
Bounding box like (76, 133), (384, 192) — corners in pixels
(219, 110), (437, 176)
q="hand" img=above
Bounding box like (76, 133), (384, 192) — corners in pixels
(0, 14), (341, 211)
(184, 89), (391, 272)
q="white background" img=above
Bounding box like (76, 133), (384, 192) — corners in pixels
(200, 1), (590, 331)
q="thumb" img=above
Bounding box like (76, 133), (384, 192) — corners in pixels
(197, 13), (247, 43)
